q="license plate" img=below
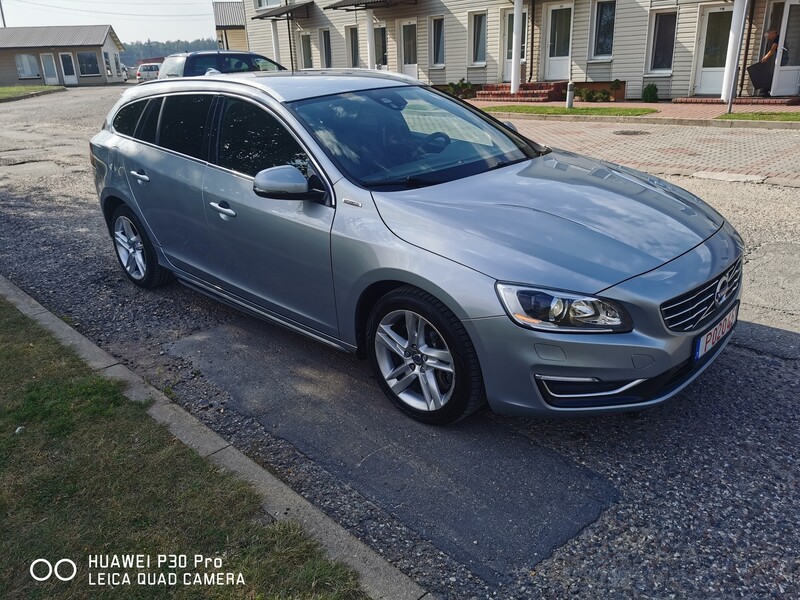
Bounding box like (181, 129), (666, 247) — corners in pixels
(694, 303), (738, 360)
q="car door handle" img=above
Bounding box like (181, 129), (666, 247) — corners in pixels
(209, 202), (236, 218)
(129, 170), (149, 182)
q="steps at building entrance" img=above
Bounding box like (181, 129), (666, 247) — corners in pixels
(476, 81), (567, 103)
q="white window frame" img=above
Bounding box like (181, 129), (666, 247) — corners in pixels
(346, 25), (360, 68)
(77, 51), (101, 76)
(589, 0), (616, 60)
(299, 32), (313, 69)
(645, 9), (678, 74)
(319, 28), (332, 68)
(468, 10), (488, 67)
(429, 15), (445, 68)
(15, 53), (41, 79)
(255, 0), (279, 9)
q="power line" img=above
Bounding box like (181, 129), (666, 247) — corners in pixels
(44, 0), (211, 5)
(7, 0), (212, 18)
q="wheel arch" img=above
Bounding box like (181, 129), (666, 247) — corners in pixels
(352, 270), (490, 357)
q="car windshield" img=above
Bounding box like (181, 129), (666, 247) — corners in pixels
(288, 86), (540, 189)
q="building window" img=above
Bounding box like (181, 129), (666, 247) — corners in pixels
(592, 1), (616, 57)
(430, 16), (445, 67)
(469, 12), (487, 65)
(77, 51), (101, 76)
(319, 29), (332, 68)
(649, 11), (677, 71)
(374, 26), (387, 67)
(347, 26), (360, 67)
(15, 54), (41, 79)
(255, 0), (279, 8)
(300, 34), (313, 69)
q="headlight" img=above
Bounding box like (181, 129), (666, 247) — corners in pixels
(496, 284), (632, 333)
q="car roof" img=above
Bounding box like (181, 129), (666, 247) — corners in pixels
(166, 51), (265, 58)
(131, 70), (418, 103)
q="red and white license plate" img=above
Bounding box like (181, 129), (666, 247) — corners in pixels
(694, 303), (738, 360)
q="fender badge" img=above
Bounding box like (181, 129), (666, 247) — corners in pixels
(343, 198), (362, 207)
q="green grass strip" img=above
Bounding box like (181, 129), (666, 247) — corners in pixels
(0, 86), (58, 100)
(716, 112), (800, 121)
(0, 298), (367, 599)
(484, 105), (658, 116)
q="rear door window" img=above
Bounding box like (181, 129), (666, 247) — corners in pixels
(157, 94), (213, 160)
(134, 97), (163, 144)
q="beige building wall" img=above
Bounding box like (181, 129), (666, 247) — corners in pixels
(0, 43), (123, 86)
(243, 0), (522, 86)
(243, 0), (788, 99)
(217, 28), (250, 51)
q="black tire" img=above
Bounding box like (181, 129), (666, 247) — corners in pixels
(366, 285), (485, 425)
(110, 205), (171, 288)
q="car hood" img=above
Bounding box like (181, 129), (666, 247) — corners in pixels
(371, 150), (724, 293)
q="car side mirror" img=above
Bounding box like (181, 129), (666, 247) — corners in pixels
(503, 121), (518, 132)
(253, 166), (325, 202)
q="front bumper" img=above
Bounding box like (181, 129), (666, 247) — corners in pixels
(465, 223), (743, 417)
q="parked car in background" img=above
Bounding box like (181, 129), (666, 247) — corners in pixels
(90, 71), (743, 425)
(136, 63), (160, 82)
(158, 51), (285, 79)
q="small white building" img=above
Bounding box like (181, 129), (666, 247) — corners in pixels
(242, 0), (800, 100)
(0, 25), (126, 87)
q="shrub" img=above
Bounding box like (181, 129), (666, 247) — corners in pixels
(642, 83), (659, 102)
(576, 87), (611, 102)
(446, 78), (476, 99)
(609, 79), (622, 92)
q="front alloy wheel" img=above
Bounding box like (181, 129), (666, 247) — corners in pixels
(367, 286), (484, 424)
(374, 310), (456, 412)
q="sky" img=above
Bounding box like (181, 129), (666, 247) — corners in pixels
(0, 0), (217, 43)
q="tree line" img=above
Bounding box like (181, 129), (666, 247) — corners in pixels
(120, 39), (218, 66)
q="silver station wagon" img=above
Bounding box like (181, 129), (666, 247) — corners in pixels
(90, 71), (743, 424)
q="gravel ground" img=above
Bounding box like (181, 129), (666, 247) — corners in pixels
(1, 87), (798, 599)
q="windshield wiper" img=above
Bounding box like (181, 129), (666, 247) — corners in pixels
(364, 176), (440, 189)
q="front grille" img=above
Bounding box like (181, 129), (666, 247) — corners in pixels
(661, 258), (742, 332)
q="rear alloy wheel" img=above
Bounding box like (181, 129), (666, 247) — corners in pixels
(367, 286), (484, 424)
(111, 205), (170, 288)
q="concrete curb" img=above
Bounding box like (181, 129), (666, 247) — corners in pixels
(0, 274), (431, 600)
(0, 86), (67, 103)
(485, 110), (800, 130)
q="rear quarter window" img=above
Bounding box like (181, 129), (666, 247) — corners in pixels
(113, 100), (146, 136)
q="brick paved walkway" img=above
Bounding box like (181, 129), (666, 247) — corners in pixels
(471, 99), (800, 119)
(502, 119), (800, 184)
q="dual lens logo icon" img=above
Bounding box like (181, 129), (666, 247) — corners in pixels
(30, 559), (77, 582)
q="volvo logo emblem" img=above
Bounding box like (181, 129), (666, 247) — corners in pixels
(715, 274), (731, 306)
